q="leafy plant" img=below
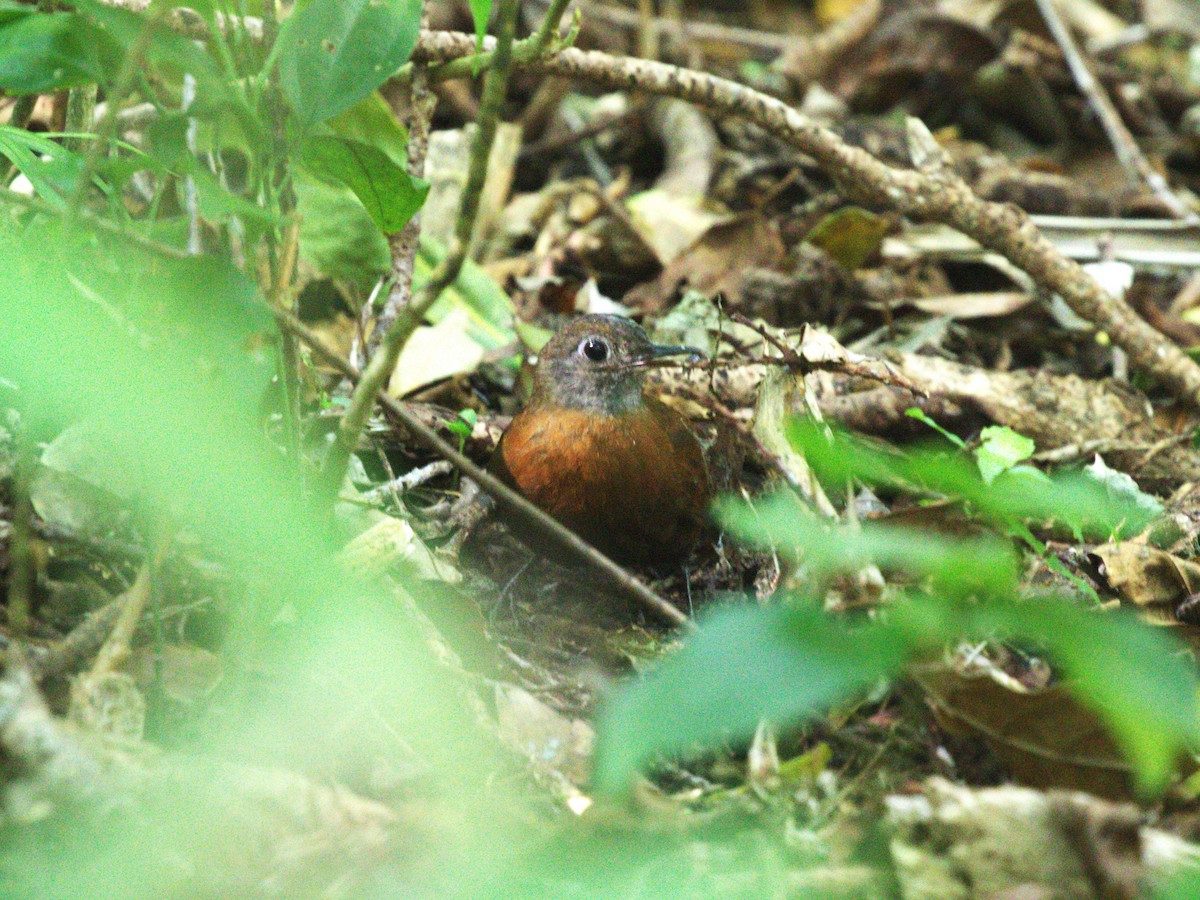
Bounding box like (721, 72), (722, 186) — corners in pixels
(448, 408), (479, 454)
(593, 422), (1199, 795)
(0, 0), (430, 267)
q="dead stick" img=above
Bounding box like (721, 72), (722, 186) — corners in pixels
(275, 309), (692, 630)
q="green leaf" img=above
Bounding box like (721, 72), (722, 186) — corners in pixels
(787, 420), (1157, 539)
(0, 126), (86, 203)
(64, 0), (228, 96)
(292, 175), (514, 344)
(1156, 869), (1200, 900)
(190, 167), (279, 227)
(1083, 455), (1163, 523)
(294, 171), (391, 293)
(469, 0), (492, 51)
(326, 92), (411, 167)
(905, 406), (965, 448)
(717, 490), (1021, 598)
(448, 408), (478, 440)
(593, 578), (1200, 795)
(592, 603), (907, 792)
(419, 235), (515, 350)
(803, 206), (888, 271)
(301, 134), (428, 233)
(975, 425), (1035, 484)
(0, 1), (37, 26)
(0, 12), (113, 92)
(145, 113), (192, 171)
(0, 219), (274, 425)
(275, 0), (422, 131)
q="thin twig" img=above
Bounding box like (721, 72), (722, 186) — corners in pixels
(1033, 0), (1193, 221)
(317, 0), (527, 507)
(276, 309), (691, 629)
(728, 313), (926, 396)
(357, 459), (454, 504)
(361, 4), (438, 365)
(410, 31), (1200, 407)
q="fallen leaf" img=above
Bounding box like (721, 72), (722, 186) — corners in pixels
(804, 206), (888, 271)
(914, 659), (1135, 801)
(1090, 542), (1200, 625)
(906, 291), (1032, 319)
(388, 308), (485, 397)
(625, 213), (786, 312)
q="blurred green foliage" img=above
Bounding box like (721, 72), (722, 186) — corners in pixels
(594, 424), (1200, 795)
(0, 2), (509, 894)
(2, 0), (1200, 895)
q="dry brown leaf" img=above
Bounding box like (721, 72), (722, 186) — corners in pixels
(1090, 542), (1200, 628)
(626, 190), (726, 266)
(624, 213), (786, 312)
(387, 309), (486, 398)
(913, 660), (1135, 800)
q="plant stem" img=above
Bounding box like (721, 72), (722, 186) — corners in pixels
(316, 0), (523, 508)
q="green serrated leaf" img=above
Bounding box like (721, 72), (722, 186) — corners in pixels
(275, 0), (422, 131)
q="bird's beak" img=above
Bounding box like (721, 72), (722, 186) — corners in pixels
(632, 342), (707, 368)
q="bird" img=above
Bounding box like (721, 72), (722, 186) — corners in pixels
(490, 314), (713, 568)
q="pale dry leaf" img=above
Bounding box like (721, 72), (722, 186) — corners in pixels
(388, 308), (485, 398)
(907, 291), (1032, 319)
(341, 514), (458, 583)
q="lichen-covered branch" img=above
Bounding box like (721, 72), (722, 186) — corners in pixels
(411, 30), (1200, 406)
(360, 6), (438, 365)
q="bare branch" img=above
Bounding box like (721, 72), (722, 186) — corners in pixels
(410, 31), (1200, 407)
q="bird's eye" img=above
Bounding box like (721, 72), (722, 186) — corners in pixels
(579, 337), (609, 362)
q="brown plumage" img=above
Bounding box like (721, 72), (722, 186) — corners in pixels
(490, 315), (712, 567)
